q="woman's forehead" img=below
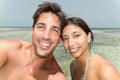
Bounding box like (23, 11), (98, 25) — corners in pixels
(62, 24), (84, 35)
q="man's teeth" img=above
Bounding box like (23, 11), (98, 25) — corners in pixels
(41, 42), (50, 47)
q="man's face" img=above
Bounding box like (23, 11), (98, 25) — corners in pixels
(32, 12), (61, 58)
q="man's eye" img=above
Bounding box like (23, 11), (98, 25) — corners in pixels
(53, 28), (59, 32)
(52, 28), (60, 34)
(37, 26), (44, 28)
(36, 26), (45, 31)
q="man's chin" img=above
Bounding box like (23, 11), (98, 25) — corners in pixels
(38, 54), (53, 58)
(36, 50), (53, 58)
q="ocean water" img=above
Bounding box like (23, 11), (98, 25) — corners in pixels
(0, 27), (120, 80)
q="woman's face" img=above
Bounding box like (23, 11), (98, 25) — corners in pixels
(62, 24), (91, 58)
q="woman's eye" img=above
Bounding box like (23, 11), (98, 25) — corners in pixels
(74, 34), (80, 38)
(63, 37), (68, 41)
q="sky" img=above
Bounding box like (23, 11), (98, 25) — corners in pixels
(0, 0), (120, 28)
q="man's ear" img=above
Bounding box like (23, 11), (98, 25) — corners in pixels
(59, 38), (62, 44)
(88, 32), (92, 43)
(31, 27), (34, 37)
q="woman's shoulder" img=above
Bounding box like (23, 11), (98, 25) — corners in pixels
(93, 53), (117, 71)
(93, 54), (120, 79)
(97, 62), (120, 80)
(92, 53), (110, 64)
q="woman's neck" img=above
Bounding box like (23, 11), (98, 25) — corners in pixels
(76, 50), (90, 67)
(76, 49), (91, 73)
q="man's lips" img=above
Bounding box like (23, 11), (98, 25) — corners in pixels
(39, 41), (51, 49)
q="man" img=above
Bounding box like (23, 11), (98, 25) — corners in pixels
(0, 2), (67, 80)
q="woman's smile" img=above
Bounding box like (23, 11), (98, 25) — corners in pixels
(68, 47), (80, 53)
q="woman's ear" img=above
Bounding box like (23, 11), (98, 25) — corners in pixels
(88, 32), (92, 43)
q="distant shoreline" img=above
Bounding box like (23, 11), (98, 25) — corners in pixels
(0, 26), (120, 30)
(91, 27), (120, 30)
(0, 26), (31, 28)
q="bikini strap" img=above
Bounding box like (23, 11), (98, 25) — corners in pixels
(82, 49), (93, 80)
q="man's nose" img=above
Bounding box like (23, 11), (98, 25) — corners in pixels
(42, 29), (51, 40)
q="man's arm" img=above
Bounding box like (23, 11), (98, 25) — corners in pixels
(0, 39), (23, 68)
(0, 40), (8, 68)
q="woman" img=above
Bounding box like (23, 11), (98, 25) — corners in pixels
(61, 17), (120, 80)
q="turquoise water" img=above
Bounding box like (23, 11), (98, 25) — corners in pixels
(0, 27), (120, 79)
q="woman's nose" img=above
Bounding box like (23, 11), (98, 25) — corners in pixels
(68, 38), (74, 47)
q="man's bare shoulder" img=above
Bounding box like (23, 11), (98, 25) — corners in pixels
(51, 72), (67, 80)
(0, 39), (31, 49)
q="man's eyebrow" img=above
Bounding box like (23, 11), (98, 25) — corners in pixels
(36, 23), (45, 25)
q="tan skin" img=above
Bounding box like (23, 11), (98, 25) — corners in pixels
(62, 24), (120, 80)
(0, 12), (67, 80)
